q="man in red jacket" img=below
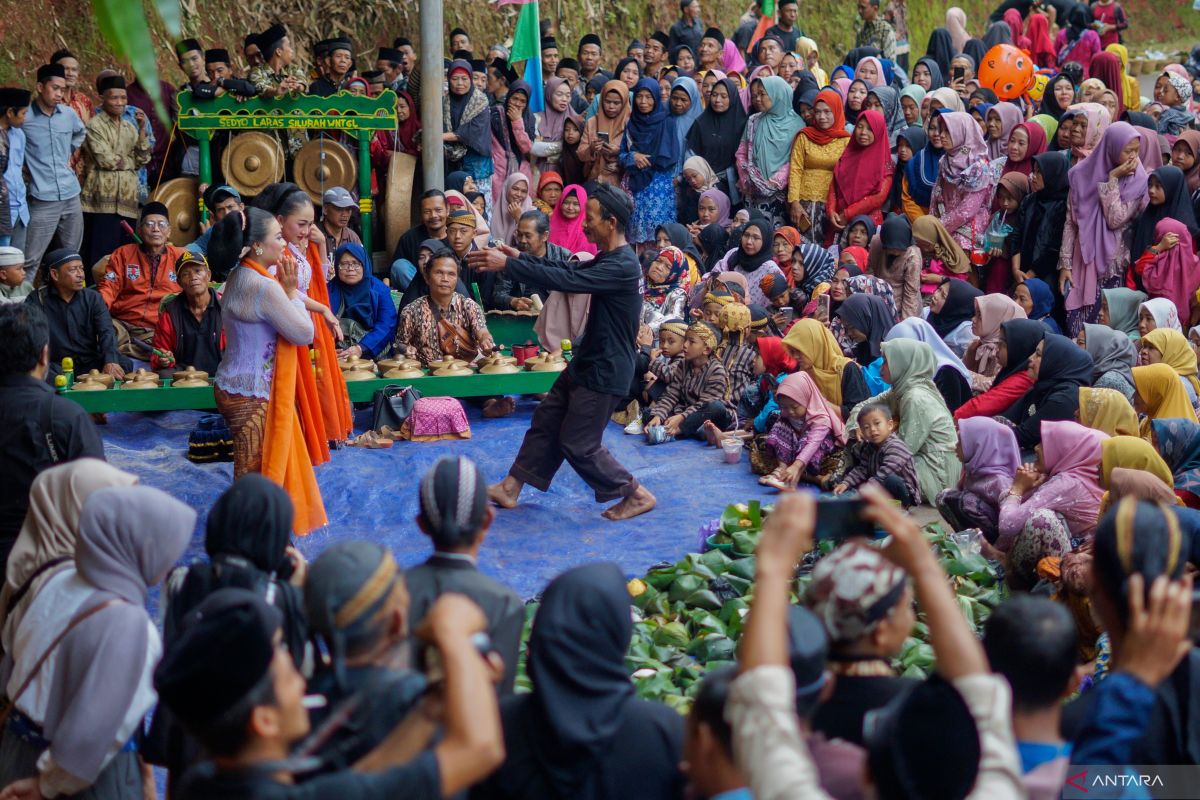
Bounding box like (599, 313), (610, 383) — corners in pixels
(97, 201), (182, 359)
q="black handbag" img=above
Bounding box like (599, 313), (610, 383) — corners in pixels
(371, 385), (422, 432)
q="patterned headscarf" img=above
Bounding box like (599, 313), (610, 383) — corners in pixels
(804, 542), (907, 644)
(645, 246), (688, 303)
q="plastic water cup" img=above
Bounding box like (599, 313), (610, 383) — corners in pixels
(721, 438), (744, 464)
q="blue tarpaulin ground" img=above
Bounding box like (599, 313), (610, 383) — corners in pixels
(100, 400), (776, 599)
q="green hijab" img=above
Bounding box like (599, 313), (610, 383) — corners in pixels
(749, 75), (804, 177)
(899, 84), (926, 126)
(1102, 287), (1148, 340)
(1029, 114), (1059, 143)
(882, 338), (940, 395)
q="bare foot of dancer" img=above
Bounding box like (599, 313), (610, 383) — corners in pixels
(702, 419), (722, 447)
(489, 476), (524, 509)
(601, 485), (657, 521)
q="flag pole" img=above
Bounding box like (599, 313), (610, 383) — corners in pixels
(420, 0), (445, 189)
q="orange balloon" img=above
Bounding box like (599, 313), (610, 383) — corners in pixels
(978, 44), (1035, 101)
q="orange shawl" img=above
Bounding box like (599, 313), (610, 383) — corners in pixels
(240, 258), (328, 534)
(302, 241), (353, 444)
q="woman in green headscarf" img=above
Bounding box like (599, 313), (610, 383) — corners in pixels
(1100, 287), (1148, 340)
(735, 75), (804, 228)
(846, 338), (962, 503)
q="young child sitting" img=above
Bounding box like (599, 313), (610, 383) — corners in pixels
(626, 319), (688, 435)
(644, 322), (732, 442)
(831, 402), (922, 507)
(714, 301), (758, 416)
(0, 247), (31, 304)
(760, 371), (848, 491)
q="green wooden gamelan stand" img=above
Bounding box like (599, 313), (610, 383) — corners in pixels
(59, 368), (564, 413)
(178, 89), (399, 251)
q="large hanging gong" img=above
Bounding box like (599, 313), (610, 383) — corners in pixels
(220, 131), (284, 197)
(385, 152), (417, 256)
(294, 137), (357, 202)
(152, 177), (199, 247)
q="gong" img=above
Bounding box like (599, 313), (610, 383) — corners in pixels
(221, 131), (285, 197)
(385, 152), (417, 256)
(294, 138), (357, 202)
(152, 177), (199, 247)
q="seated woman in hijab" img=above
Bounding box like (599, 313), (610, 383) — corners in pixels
(470, 563), (684, 800)
(845, 339), (963, 504)
(0, 486), (193, 799)
(867, 213), (922, 321)
(759, 371), (848, 491)
(781, 318), (871, 420)
(926, 277), (982, 357)
(326, 242), (398, 362)
(1078, 322), (1137, 400)
(833, 293), (893, 395)
(640, 246), (690, 333)
(1099, 286), (1148, 339)
(1150, 418), (1200, 509)
(936, 416), (1020, 544)
(1078, 386), (1140, 438)
(885, 317), (973, 414)
(963, 294), (1027, 384)
(953, 318), (1043, 421)
(1001, 332), (1094, 448)
(1141, 328), (1200, 409)
(1132, 363), (1199, 439)
(913, 216), (972, 299)
(998, 420), (1106, 588)
(1012, 277), (1061, 335)
(705, 219), (787, 307)
(1136, 296), (1183, 338)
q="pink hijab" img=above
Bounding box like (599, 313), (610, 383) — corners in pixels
(722, 40), (747, 75)
(832, 78), (852, 102)
(1036, 420), (1108, 536)
(776, 371), (848, 443)
(854, 56), (887, 87)
(1065, 102), (1111, 161)
(548, 184), (596, 255)
(973, 294), (1028, 377)
(938, 111), (992, 191)
(741, 65), (773, 111)
(986, 102), (1025, 161)
(1141, 218), (1200, 323)
(492, 172), (535, 245)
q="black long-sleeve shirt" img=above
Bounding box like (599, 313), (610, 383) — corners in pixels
(0, 375), (105, 550)
(25, 285), (119, 374)
(504, 245), (641, 396)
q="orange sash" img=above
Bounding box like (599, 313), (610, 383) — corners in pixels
(241, 258), (328, 534)
(303, 241), (353, 441)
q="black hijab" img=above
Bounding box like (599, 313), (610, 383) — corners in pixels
(983, 20), (1013, 48)
(880, 213), (914, 251)
(929, 279), (983, 338)
(686, 78), (747, 174)
(1040, 74), (1075, 121)
(1123, 110), (1157, 128)
(792, 71), (820, 115)
(1030, 333), (1094, 394)
(1130, 165), (1200, 262)
(964, 38), (987, 68)
(668, 45), (696, 74)
(698, 223), (730, 270)
(836, 293), (894, 364)
(1034, 151), (1071, 201)
(613, 57), (642, 85)
(915, 57), (945, 91)
(733, 219), (774, 273)
(526, 563), (636, 796)
(924, 28), (955, 78)
(993, 318), (1046, 385)
(658, 221), (703, 265)
(493, 81), (537, 165)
